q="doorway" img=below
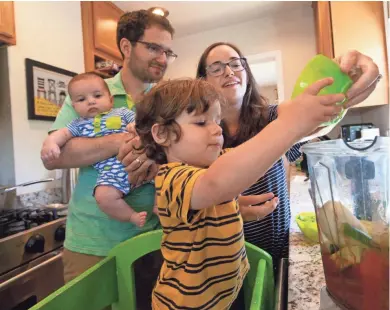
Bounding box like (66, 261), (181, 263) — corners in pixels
(245, 50), (285, 105)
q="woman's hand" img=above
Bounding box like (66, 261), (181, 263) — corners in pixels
(238, 193), (279, 222)
(117, 123), (158, 187)
(335, 50), (381, 108)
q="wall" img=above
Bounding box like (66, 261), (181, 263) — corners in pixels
(166, 4), (317, 101)
(7, 2), (85, 194)
(0, 48), (15, 187)
(259, 85), (278, 105)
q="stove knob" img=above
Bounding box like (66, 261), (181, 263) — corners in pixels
(25, 234), (45, 253)
(54, 224), (66, 242)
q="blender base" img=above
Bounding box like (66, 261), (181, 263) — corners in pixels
(319, 287), (343, 310)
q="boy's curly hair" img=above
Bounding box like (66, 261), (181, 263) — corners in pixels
(135, 79), (225, 164)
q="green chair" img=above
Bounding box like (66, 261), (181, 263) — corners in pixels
(30, 230), (274, 310)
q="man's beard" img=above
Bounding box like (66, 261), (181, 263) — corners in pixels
(129, 56), (166, 83)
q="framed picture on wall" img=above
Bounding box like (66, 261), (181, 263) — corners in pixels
(25, 58), (77, 121)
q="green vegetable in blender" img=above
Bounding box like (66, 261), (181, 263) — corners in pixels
(343, 223), (379, 249)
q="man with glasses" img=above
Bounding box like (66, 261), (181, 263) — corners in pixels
(42, 9), (176, 308)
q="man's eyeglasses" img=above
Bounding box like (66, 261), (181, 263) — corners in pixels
(134, 41), (178, 64)
(206, 58), (247, 77)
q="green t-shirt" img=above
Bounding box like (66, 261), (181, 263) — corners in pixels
(51, 72), (159, 256)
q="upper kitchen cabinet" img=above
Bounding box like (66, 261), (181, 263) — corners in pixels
(312, 1), (334, 59)
(314, 1), (389, 108)
(81, 1), (124, 78)
(0, 1), (16, 45)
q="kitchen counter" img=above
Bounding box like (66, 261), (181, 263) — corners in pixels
(287, 167), (325, 309)
(288, 232), (325, 310)
(286, 166), (328, 309)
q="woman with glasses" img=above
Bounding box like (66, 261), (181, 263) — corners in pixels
(196, 43), (300, 269)
(195, 42), (381, 271)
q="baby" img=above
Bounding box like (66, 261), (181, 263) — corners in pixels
(41, 72), (147, 227)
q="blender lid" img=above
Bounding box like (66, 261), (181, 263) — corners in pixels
(302, 136), (389, 156)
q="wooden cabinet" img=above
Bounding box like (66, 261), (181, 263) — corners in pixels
(313, 1), (389, 108)
(0, 1), (16, 45)
(312, 1), (334, 59)
(92, 2), (123, 61)
(81, 1), (123, 77)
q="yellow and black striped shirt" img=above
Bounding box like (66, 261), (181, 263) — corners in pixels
(152, 161), (249, 310)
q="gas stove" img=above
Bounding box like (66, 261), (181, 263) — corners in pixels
(0, 207), (64, 238)
(0, 207), (66, 276)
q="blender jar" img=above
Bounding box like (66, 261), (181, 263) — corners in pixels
(303, 137), (389, 310)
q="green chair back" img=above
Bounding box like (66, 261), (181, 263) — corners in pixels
(30, 230), (274, 310)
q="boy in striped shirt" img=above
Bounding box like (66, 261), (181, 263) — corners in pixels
(135, 77), (343, 309)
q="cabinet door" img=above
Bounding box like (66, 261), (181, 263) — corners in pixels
(92, 1), (122, 60)
(331, 1), (388, 108)
(312, 1), (334, 59)
(0, 1), (16, 45)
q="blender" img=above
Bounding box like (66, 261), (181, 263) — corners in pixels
(303, 137), (389, 310)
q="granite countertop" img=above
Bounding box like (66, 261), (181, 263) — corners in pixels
(288, 232), (325, 310)
(287, 169), (326, 309)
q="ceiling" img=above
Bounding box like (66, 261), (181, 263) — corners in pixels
(113, 1), (309, 38)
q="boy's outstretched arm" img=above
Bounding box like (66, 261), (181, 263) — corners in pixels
(191, 78), (344, 210)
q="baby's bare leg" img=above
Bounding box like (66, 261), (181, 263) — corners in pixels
(95, 185), (147, 227)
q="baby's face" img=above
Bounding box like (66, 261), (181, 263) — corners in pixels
(70, 78), (113, 118)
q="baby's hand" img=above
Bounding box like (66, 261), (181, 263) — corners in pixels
(41, 143), (61, 162)
(278, 78), (345, 139)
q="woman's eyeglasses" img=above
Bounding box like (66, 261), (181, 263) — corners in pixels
(135, 41), (178, 64)
(206, 58), (247, 77)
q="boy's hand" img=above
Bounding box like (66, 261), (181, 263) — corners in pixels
(278, 78), (345, 139)
(41, 143), (61, 162)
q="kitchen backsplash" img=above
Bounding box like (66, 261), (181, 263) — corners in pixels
(328, 104), (389, 139)
(18, 187), (63, 208)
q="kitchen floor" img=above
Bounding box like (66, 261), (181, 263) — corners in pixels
(288, 165), (315, 232)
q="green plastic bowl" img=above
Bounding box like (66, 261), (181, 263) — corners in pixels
(291, 54), (353, 127)
(295, 212), (319, 243)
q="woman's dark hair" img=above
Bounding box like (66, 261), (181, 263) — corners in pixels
(196, 42), (269, 147)
(135, 78), (226, 164)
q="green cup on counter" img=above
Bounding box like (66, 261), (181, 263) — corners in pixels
(296, 212), (319, 243)
(291, 54), (353, 127)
